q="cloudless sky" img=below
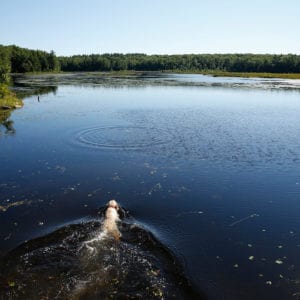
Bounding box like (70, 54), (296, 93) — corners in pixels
(1, 0), (299, 55)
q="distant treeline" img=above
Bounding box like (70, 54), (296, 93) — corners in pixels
(59, 53), (300, 73)
(1, 44), (300, 83)
(0, 45), (59, 82)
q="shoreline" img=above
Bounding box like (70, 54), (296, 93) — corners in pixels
(12, 70), (300, 80)
(164, 70), (300, 79)
(0, 84), (23, 111)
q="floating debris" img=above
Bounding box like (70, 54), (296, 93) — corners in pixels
(248, 256), (255, 261)
(175, 211), (204, 218)
(265, 281), (272, 285)
(229, 214), (259, 227)
(0, 200), (32, 212)
(275, 259), (283, 265)
(176, 186), (190, 193)
(55, 165), (66, 173)
(233, 264), (239, 268)
(148, 183), (162, 195)
(247, 244), (253, 247)
(277, 245), (283, 249)
(149, 269), (160, 276)
(87, 187), (102, 197)
(62, 185), (79, 194)
(38, 221), (44, 226)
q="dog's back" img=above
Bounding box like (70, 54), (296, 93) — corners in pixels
(102, 201), (121, 240)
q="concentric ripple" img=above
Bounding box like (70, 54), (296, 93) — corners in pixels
(77, 125), (171, 149)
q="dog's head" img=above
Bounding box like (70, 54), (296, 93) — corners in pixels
(107, 199), (119, 211)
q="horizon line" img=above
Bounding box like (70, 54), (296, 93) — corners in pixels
(1, 43), (300, 57)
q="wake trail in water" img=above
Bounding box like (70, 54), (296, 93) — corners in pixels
(0, 206), (205, 300)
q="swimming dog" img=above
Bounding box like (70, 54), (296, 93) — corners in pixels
(102, 199), (121, 240)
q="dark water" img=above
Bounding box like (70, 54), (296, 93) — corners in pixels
(1, 73), (300, 299)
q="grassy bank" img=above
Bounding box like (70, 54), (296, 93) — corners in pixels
(167, 70), (300, 79)
(0, 84), (23, 110)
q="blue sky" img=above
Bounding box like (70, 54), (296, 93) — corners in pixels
(1, 0), (299, 55)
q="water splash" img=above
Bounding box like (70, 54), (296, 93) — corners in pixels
(0, 210), (204, 300)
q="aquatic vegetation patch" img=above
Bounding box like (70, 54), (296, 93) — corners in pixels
(0, 200), (32, 212)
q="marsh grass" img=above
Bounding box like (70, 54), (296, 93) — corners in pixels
(167, 70), (300, 79)
(14, 70), (300, 79)
(86, 70), (300, 79)
(201, 70), (300, 79)
(93, 70), (300, 79)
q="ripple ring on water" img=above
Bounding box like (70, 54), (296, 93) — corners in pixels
(76, 125), (171, 149)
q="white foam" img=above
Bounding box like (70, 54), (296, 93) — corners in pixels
(79, 231), (107, 255)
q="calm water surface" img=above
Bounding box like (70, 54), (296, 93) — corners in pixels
(0, 74), (300, 299)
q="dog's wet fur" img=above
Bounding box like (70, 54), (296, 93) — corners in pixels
(102, 199), (122, 240)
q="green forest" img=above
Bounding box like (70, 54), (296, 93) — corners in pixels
(1, 44), (300, 83)
(0, 45), (59, 83)
(59, 53), (300, 73)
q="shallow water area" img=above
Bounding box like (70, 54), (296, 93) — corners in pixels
(1, 73), (300, 299)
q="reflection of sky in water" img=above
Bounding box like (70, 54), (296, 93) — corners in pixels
(0, 75), (300, 299)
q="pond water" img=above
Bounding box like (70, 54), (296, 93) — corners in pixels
(0, 73), (300, 299)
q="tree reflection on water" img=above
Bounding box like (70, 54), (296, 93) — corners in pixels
(0, 84), (58, 137)
(0, 110), (15, 135)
